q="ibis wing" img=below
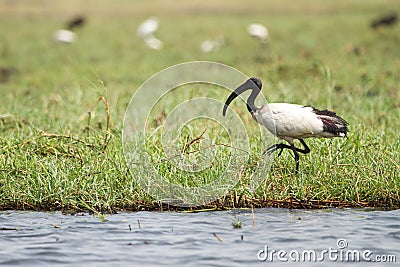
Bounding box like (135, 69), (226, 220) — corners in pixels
(313, 108), (348, 137)
(256, 104), (324, 138)
(256, 103), (348, 139)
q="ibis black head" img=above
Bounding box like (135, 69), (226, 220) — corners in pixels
(222, 77), (262, 116)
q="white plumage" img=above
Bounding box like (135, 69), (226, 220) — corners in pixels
(247, 23), (269, 43)
(144, 36), (163, 50)
(53, 29), (76, 43)
(223, 77), (348, 172)
(137, 17), (163, 50)
(200, 37), (225, 53)
(137, 17), (159, 38)
(254, 103), (337, 142)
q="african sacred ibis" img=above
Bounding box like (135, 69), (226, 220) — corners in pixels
(137, 17), (159, 38)
(247, 23), (269, 43)
(137, 17), (163, 50)
(200, 37), (225, 53)
(222, 77), (348, 173)
(371, 13), (398, 29)
(53, 16), (86, 44)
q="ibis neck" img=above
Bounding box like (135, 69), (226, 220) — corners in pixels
(246, 88), (260, 114)
(246, 102), (256, 114)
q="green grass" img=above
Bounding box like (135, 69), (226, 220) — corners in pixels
(0, 0), (399, 211)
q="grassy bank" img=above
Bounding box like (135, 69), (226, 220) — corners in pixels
(0, 0), (399, 212)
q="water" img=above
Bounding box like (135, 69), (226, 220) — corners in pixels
(0, 208), (399, 266)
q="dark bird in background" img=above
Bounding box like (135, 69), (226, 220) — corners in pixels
(54, 15), (86, 43)
(223, 77), (349, 173)
(0, 67), (18, 84)
(371, 13), (398, 29)
(66, 15), (86, 30)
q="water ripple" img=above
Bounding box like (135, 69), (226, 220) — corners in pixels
(0, 209), (399, 266)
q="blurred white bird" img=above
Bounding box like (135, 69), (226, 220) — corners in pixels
(200, 37), (225, 53)
(137, 17), (159, 39)
(200, 40), (215, 53)
(144, 36), (163, 50)
(53, 29), (76, 43)
(137, 17), (163, 50)
(247, 23), (269, 43)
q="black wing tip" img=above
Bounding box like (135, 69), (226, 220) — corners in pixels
(312, 108), (336, 116)
(323, 123), (349, 137)
(313, 108), (348, 124)
(339, 126), (349, 135)
(312, 107), (349, 136)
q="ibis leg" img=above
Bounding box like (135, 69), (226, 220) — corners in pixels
(297, 139), (311, 154)
(290, 144), (300, 173)
(263, 143), (292, 156)
(264, 140), (309, 173)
